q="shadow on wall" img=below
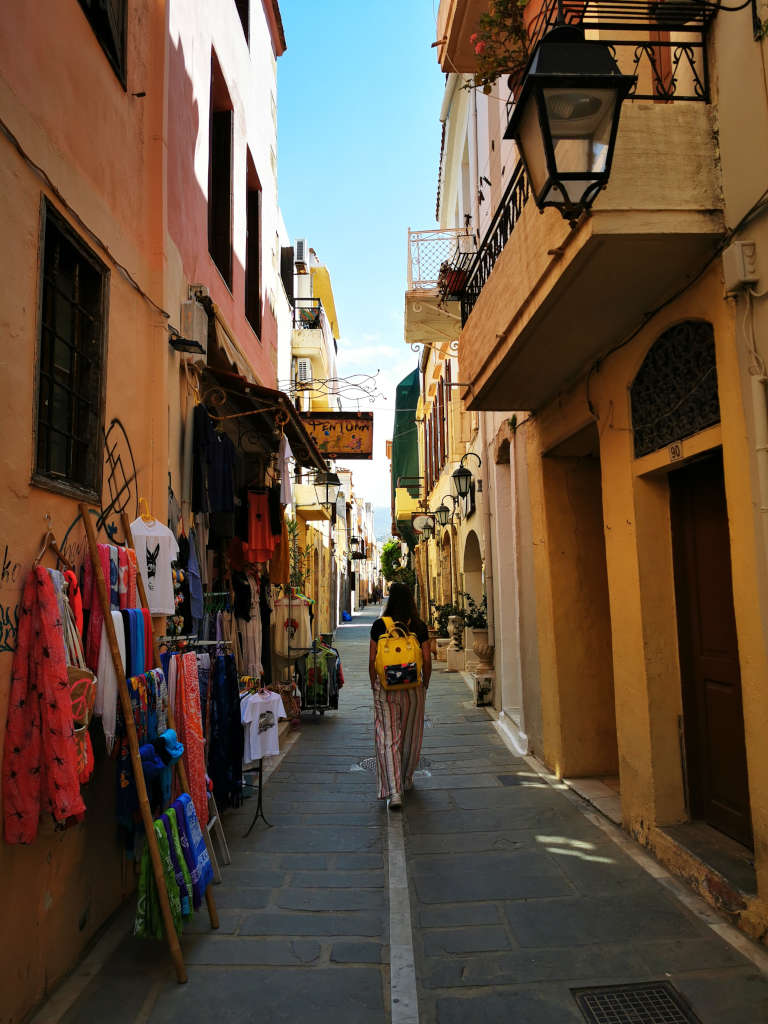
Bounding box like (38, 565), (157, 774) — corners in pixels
(166, 31), (277, 378)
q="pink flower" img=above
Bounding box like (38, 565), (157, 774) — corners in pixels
(474, 41), (486, 55)
(470, 32), (478, 43)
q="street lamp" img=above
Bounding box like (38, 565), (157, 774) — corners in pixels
(504, 25), (635, 224)
(452, 452), (482, 500)
(434, 494), (458, 527)
(422, 520), (434, 540)
(313, 469), (341, 508)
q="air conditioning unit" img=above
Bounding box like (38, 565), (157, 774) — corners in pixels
(180, 298), (208, 361)
(296, 358), (313, 385)
(295, 238), (309, 272)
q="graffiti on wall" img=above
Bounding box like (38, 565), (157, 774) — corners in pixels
(1, 419), (139, 654)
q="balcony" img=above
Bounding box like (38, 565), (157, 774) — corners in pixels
(458, 100), (724, 411)
(404, 228), (476, 350)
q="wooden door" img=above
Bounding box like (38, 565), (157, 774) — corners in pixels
(670, 452), (752, 847)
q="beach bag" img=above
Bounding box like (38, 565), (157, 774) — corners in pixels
(63, 586), (97, 783)
(374, 617), (422, 691)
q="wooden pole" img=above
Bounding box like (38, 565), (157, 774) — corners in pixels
(79, 505), (188, 984)
(122, 512), (220, 931)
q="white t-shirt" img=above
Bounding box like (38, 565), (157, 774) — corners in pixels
(241, 691), (287, 762)
(130, 517), (179, 615)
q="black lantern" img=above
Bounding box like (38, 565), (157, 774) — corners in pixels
(504, 26), (635, 223)
(434, 504), (450, 527)
(422, 520), (434, 540)
(452, 452), (481, 500)
(313, 469), (341, 508)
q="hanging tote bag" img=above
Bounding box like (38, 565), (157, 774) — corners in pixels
(374, 617), (423, 691)
(63, 584), (97, 783)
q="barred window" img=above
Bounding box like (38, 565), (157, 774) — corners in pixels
(34, 204), (107, 497)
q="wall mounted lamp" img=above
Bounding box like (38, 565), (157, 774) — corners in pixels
(452, 452), (482, 499)
(168, 326), (205, 355)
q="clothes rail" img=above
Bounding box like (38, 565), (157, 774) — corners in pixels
(79, 505), (188, 983)
(121, 513), (221, 934)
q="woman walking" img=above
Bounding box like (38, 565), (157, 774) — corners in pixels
(368, 582), (431, 809)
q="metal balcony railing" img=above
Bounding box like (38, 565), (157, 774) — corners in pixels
(458, 1), (718, 324)
(293, 297), (322, 330)
(407, 228), (477, 291)
(521, 0), (715, 105)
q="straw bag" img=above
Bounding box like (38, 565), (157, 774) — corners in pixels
(63, 588), (97, 783)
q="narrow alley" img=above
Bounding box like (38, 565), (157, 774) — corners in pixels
(33, 607), (768, 1024)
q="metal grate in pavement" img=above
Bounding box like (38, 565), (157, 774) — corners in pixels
(357, 757), (432, 773)
(572, 982), (701, 1023)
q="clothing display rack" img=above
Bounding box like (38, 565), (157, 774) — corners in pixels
(79, 504), (219, 984)
(242, 758), (271, 837)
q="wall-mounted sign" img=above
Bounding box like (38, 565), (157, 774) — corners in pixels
(301, 412), (374, 460)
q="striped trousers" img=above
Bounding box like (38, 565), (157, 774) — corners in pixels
(372, 682), (426, 799)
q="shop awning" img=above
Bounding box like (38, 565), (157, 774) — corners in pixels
(202, 366), (327, 472)
(391, 368), (421, 548)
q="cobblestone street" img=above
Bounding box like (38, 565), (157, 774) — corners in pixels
(36, 608), (768, 1024)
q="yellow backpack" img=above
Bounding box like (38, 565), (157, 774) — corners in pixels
(374, 616), (423, 690)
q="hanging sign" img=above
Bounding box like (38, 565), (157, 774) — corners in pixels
(300, 412), (374, 459)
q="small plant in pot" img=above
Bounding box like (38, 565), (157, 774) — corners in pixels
(461, 592), (488, 629)
(466, 0), (530, 95)
(431, 600), (465, 639)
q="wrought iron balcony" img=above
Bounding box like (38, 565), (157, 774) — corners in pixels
(293, 297), (323, 330)
(407, 228), (477, 292)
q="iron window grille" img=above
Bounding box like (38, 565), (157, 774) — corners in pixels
(77, 0), (127, 88)
(34, 202), (108, 498)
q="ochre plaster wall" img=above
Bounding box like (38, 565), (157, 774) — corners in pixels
(524, 263), (768, 932)
(0, 5), (167, 1020)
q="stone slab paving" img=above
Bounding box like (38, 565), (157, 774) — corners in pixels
(406, 675), (768, 1023)
(36, 606), (768, 1024)
(55, 609), (390, 1024)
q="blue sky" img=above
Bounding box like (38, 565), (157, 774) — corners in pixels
(277, 2), (445, 512)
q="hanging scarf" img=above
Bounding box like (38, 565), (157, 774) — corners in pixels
(86, 543), (112, 672)
(208, 654), (244, 810)
(167, 808), (193, 913)
(95, 611), (126, 754)
(118, 546), (129, 610)
(63, 569), (83, 637)
(175, 793), (213, 907)
(142, 608), (154, 670)
(162, 812), (191, 918)
(134, 818), (183, 939)
(126, 548), (138, 609)
(109, 546), (119, 609)
(175, 653), (208, 827)
(3, 568), (85, 843)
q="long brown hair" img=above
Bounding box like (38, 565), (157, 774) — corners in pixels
(383, 582), (421, 627)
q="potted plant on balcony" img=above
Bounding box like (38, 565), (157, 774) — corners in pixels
(467, 0), (531, 95)
(437, 260), (468, 298)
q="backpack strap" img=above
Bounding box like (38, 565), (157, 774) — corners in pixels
(381, 616), (408, 637)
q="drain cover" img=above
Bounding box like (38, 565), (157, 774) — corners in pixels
(572, 982), (701, 1023)
(356, 756), (432, 773)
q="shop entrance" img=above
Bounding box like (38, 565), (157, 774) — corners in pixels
(670, 451), (752, 848)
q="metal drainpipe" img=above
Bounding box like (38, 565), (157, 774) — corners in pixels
(479, 413), (495, 649)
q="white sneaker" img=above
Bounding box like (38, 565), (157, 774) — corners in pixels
(388, 793), (402, 809)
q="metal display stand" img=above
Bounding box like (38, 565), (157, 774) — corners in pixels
(242, 758), (271, 836)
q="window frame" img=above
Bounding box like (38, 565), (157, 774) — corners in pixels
(245, 153), (262, 338)
(32, 198), (109, 502)
(77, 0), (127, 89)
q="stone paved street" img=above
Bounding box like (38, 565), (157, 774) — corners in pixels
(36, 607), (768, 1024)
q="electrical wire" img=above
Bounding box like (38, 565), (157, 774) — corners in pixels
(0, 117), (170, 321)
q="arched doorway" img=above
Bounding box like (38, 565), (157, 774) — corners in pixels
(463, 530), (482, 605)
(440, 530), (452, 604)
(632, 320), (751, 847)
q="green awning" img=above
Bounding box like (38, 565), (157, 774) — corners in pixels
(391, 367), (420, 549)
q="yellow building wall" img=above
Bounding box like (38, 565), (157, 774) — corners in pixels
(523, 264), (768, 933)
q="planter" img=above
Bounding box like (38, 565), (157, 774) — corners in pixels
(447, 615), (463, 651)
(471, 629), (494, 675)
(436, 637), (450, 662)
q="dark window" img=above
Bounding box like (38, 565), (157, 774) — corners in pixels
(208, 54), (233, 288)
(78, 0), (127, 87)
(234, 0), (249, 42)
(280, 246), (295, 301)
(245, 152), (262, 336)
(35, 204), (107, 496)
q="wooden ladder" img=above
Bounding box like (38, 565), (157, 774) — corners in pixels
(80, 505), (219, 984)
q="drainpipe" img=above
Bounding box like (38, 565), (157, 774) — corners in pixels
(752, 374), (768, 554)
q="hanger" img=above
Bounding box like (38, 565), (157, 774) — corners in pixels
(138, 496), (155, 523)
(33, 514), (75, 572)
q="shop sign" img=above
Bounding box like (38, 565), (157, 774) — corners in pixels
(301, 412), (374, 459)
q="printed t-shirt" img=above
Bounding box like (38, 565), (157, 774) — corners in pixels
(241, 692), (287, 762)
(130, 517), (179, 615)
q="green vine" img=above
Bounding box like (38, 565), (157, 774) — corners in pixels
(466, 0), (530, 94)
